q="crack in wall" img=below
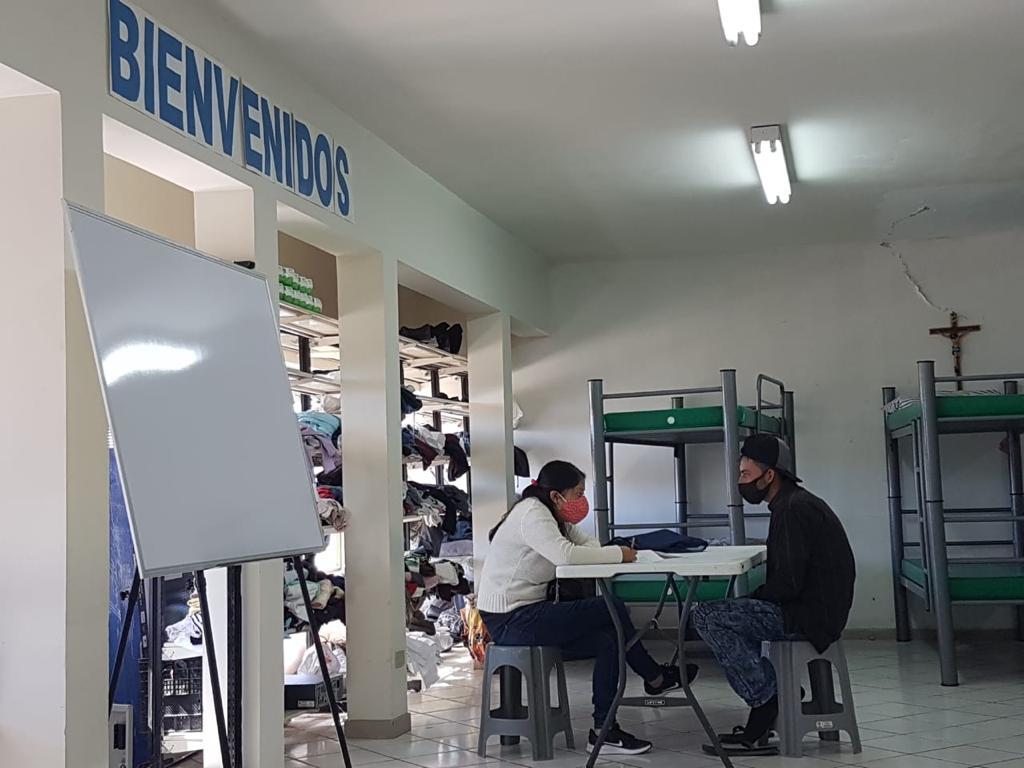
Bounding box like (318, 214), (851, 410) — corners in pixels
(879, 205), (954, 315)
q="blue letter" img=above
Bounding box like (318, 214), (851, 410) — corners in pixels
(108, 0), (140, 102)
(335, 144), (351, 217)
(143, 17), (155, 114)
(294, 120), (314, 197)
(185, 49), (213, 144)
(261, 98), (284, 183)
(241, 86), (262, 172)
(283, 112), (294, 189)
(313, 133), (334, 208)
(213, 65), (239, 157)
(156, 29), (183, 129)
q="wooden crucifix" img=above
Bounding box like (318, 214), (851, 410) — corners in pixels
(930, 311), (982, 391)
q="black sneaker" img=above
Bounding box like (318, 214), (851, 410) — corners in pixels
(644, 663), (699, 695)
(587, 725), (653, 755)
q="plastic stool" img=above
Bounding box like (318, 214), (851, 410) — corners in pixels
(477, 645), (574, 761)
(762, 639), (862, 758)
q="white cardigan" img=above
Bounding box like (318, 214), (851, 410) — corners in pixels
(476, 497), (623, 614)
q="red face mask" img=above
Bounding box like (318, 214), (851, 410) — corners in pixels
(556, 494), (590, 525)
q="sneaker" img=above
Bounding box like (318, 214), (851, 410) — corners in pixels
(587, 725), (653, 755)
(643, 663), (699, 695)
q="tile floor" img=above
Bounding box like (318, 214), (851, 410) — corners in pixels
(188, 638), (1024, 768)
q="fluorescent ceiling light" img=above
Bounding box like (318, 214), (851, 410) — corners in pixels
(749, 125), (792, 205)
(717, 0), (761, 46)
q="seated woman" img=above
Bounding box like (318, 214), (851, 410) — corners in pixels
(476, 460), (696, 756)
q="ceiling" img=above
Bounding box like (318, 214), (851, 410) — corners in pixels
(204, 0), (1024, 262)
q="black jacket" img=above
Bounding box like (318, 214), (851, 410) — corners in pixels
(752, 483), (856, 653)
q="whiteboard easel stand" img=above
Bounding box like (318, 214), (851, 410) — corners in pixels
(68, 204), (352, 768)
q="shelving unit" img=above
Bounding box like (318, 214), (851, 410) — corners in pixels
(277, 300), (472, 699)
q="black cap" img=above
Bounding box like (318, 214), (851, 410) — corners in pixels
(740, 434), (801, 483)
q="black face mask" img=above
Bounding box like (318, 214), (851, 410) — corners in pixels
(738, 471), (772, 505)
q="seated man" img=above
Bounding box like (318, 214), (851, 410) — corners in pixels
(692, 434), (855, 753)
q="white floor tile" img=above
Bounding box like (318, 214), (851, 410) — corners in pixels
(361, 738), (463, 759)
(287, 739), (344, 759)
(917, 744), (1020, 765)
(262, 639), (1024, 768)
(298, 759), (414, 768)
(857, 755), (962, 768)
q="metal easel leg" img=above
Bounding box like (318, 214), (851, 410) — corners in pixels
(149, 576), (165, 768)
(196, 570), (235, 768)
(110, 566), (141, 716)
(292, 556), (352, 768)
(227, 564), (243, 767)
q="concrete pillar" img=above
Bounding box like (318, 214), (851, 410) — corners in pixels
(338, 250), (409, 738)
(193, 187), (285, 767)
(0, 86), (107, 766)
(468, 312), (516, 572)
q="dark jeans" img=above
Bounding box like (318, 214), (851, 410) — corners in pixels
(481, 597), (662, 728)
(690, 598), (801, 708)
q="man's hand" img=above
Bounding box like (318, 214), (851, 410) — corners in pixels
(620, 546), (638, 563)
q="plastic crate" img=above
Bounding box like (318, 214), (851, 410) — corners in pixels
(163, 712), (203, 732)
(163, 657), (203, 697)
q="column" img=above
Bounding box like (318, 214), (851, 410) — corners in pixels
(0, 88), (107, 766)
(338, 250), (410, 738)
(193, 188), (286, 767)
(468, 312), (515, 572)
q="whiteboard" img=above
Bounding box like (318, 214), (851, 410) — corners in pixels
(66, 203), (325, 578)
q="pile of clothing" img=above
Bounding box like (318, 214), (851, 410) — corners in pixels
(404, 554), (471, 636)
(298, 411), (342, 475)
(406, 483), (473, 557)
(406, 632), (444, 688)
(421, 594), (469, 643)
(401, 425), (470, 479)
(283, 557), (347, 633)
(400, 322), (464, 355)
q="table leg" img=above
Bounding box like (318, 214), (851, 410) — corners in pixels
(670, 576), (734, 768)
(588, 578), (628, 768)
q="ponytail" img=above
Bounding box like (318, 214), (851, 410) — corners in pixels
(488, 460), (586, 541)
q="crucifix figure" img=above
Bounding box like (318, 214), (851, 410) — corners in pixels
(930, 311), (982, 391)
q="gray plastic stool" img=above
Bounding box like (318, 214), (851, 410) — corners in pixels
(477, 645), (574, 761)
(762, 639), (861, 758)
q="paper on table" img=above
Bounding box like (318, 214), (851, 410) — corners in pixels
(634, 549), (693, 564)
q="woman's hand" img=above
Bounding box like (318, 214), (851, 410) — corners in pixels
(620, 546), (637, 563)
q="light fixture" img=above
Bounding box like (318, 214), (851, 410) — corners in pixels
(749, 125), (792, 205)
(717, 0), (761, 47)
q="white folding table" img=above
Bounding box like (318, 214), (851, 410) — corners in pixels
(556, 545), (767, 768)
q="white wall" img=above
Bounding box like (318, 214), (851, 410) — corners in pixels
(104, 154), (196, 247)
(513, 227), (1024, 631)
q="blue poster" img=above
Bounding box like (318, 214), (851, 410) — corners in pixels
(109, 449), (151, 766)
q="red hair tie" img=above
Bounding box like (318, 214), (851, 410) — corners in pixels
(530, 479), (539, 486)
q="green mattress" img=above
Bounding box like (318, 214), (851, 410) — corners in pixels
(885, 394), (1024, 431)
(902, 558), (1024, 601)
(613, 564), (767, 604)
(604, 406), (782, 434)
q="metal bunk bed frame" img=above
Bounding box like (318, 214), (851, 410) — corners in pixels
(883, 360), (1024, 686)
(589, 370), (795, 581)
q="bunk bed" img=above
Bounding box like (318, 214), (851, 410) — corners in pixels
(589, 369), (795, 603)
(882, 360), (1024, 686)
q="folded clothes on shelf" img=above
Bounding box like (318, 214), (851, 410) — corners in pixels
(401, 322), (464, 355)
(317, 497), (350, 532)
(298, 411), (341, 442)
